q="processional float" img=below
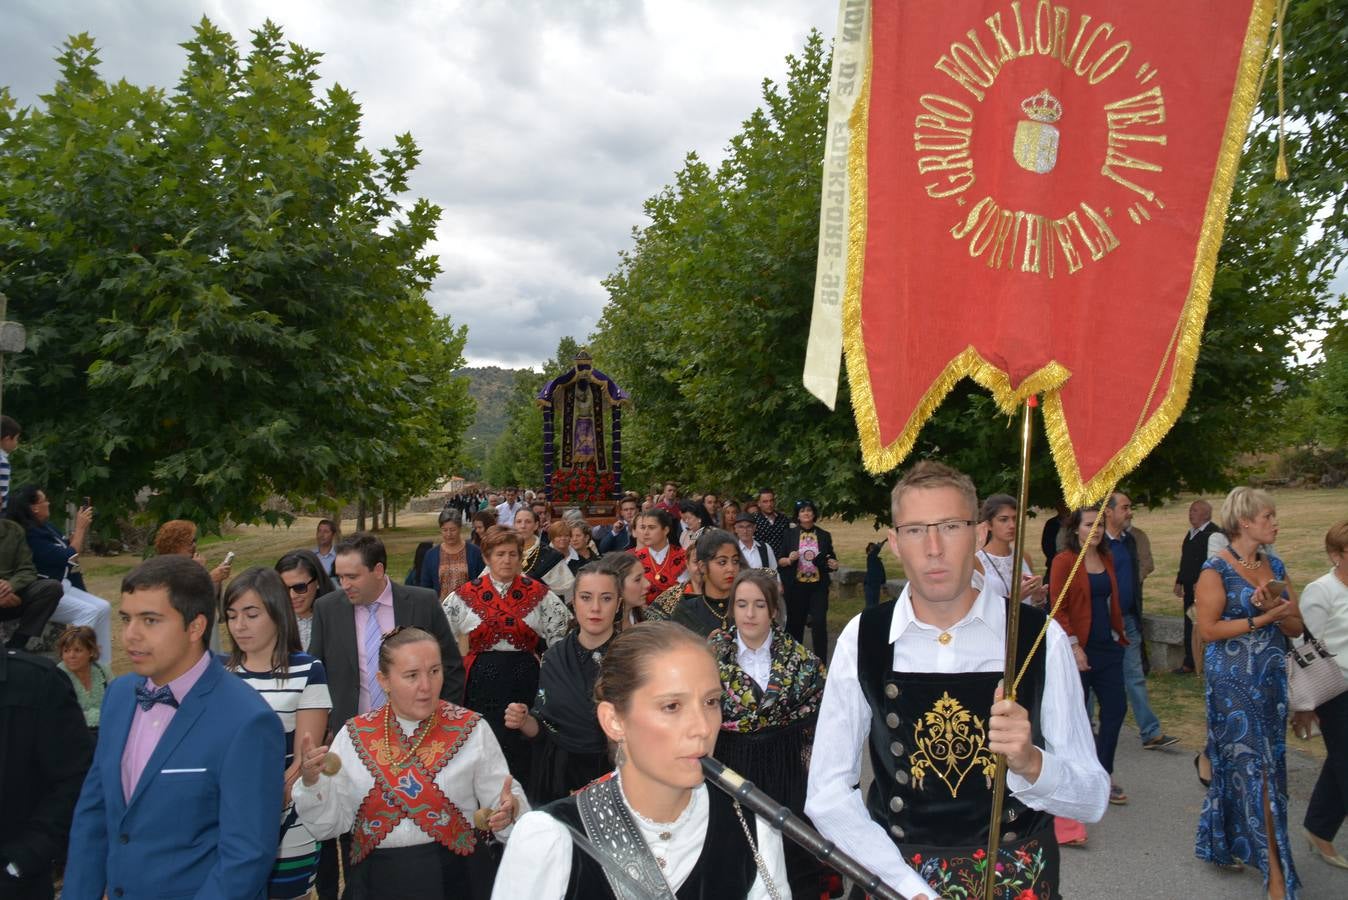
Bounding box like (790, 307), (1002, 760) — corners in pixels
(797, 1), (1290, 897)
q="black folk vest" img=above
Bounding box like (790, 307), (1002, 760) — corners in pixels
(855, 598), (1061, 899)
(543, 784), (760, 900)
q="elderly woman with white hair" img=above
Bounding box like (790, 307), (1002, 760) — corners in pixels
(1194, 487), (1304, 900)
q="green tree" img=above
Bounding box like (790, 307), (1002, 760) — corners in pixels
(0, 20), (472, 526)
(593, 15), (1347, 519)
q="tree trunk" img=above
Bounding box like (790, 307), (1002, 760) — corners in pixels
(357, 497), (366, 533)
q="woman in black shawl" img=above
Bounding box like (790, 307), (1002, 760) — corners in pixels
(504, 562), (620, 803)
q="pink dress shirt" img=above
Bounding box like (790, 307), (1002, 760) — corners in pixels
(120, 650), (212, 802)
(355, 578), (396, 714)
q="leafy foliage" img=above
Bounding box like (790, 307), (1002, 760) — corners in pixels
(592, 17), (1347, 520)
(0, 20), (471, 525)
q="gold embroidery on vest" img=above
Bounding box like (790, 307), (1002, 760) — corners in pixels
(909, 692), (997, 796)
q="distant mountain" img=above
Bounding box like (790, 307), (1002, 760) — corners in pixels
(457, 365), (529, 448)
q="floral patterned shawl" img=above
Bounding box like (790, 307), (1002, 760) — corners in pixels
(708, 625), (827, 733)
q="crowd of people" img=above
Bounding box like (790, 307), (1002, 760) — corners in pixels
(2, 455), (1347, 900)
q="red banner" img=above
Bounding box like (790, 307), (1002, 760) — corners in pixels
(808, 0), (1275, 505)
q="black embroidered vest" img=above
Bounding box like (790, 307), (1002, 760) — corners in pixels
(543, 785), (759, 900)
(855, 598), (1060, 899)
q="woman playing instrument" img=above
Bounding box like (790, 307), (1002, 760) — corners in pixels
(295, 626), (525, 899)
(492, 621), (789, 899)
(443, 526), (572, 788)
(646, 529), (742, 638)
(504, 563), (621, 803)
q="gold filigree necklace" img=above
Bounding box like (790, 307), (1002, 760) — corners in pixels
(383, 705), (438, 770)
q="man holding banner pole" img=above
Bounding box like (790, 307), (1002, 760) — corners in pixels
(806, 461), (1108, 899)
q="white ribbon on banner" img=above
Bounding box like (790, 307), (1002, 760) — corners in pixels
(803, 0), (870, 409)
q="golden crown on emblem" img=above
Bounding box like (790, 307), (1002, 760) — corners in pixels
(1021, 89), (1063, 124)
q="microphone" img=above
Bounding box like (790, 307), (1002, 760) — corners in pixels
(700, 755), (908, 900)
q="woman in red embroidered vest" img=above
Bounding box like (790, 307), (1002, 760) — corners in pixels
(294, 627), (526, 900)
(632, 508), (687, 606)
(443, 526), (572, 791)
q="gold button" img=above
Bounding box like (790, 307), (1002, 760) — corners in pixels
(889, 796), (905, 813)
(885, 683), (899, 699)
(885, 712), (900, 729)
(938, 632), (953, 645)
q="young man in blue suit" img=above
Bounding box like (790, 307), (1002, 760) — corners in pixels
(64, 555), (284, 900)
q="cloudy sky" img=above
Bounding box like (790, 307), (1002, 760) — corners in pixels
(2, 0), (835, 367)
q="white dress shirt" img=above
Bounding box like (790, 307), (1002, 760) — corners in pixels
(738, 539), (779, 573)
(491, 781), (789, 899)
(496, 500), (525, 527)
(736, 630), (774, 691)
(804, 583), (1109, 900)
(293, 711), (528, 846)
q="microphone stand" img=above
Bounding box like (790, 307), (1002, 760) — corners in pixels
(701, 756), (908, 900)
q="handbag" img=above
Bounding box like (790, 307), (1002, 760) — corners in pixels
(1287, 624), (1348, 712)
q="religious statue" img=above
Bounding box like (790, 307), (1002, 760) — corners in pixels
(537, 352), (630, 506)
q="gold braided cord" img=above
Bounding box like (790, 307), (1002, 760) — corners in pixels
(1274, 0), (1290, 180)
(843, 0), (1279, 513)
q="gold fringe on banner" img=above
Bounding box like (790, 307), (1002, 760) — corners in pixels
(841, 0), (1279, 509)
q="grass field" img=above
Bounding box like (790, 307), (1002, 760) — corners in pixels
(81, 487), (1345, 757)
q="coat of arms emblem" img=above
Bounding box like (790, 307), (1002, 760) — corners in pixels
(1013, 89), (1063, 174)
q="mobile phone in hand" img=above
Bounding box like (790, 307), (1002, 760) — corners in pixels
(223, 551), (237, 566)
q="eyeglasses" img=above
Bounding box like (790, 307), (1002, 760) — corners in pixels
(285, 578), (316, 595)
(893, 520), (976, 543)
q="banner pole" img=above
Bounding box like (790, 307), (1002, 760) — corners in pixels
(983, 396), (1037, 900)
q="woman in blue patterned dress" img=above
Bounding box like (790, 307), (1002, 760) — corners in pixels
(1195, 487), (1305, 900)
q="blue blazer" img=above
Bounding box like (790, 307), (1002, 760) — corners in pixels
(417, 542), (485, 595)
(64, 655), (284, 900)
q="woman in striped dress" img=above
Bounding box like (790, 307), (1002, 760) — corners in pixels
(222, 567), (332, 899)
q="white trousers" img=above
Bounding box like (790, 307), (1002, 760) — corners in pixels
(52, 579), (113, 664)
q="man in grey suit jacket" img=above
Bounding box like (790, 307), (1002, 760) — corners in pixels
(307, 532), (465, 736)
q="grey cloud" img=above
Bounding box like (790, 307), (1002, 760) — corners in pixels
(3, 0), (831, 365)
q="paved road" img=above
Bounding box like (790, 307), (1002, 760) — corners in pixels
(848, 723), (1344, 898)
(1058, 727), (1343, 899)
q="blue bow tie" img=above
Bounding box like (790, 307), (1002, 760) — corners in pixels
(135, 683), (180, 712)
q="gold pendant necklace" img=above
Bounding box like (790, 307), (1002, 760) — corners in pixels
(1229, 546), (1261, 571)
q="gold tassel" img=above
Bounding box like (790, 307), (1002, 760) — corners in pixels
(1274, 0), (1289, 181)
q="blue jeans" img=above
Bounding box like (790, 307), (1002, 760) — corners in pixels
(1122, 614), (1161, 742)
